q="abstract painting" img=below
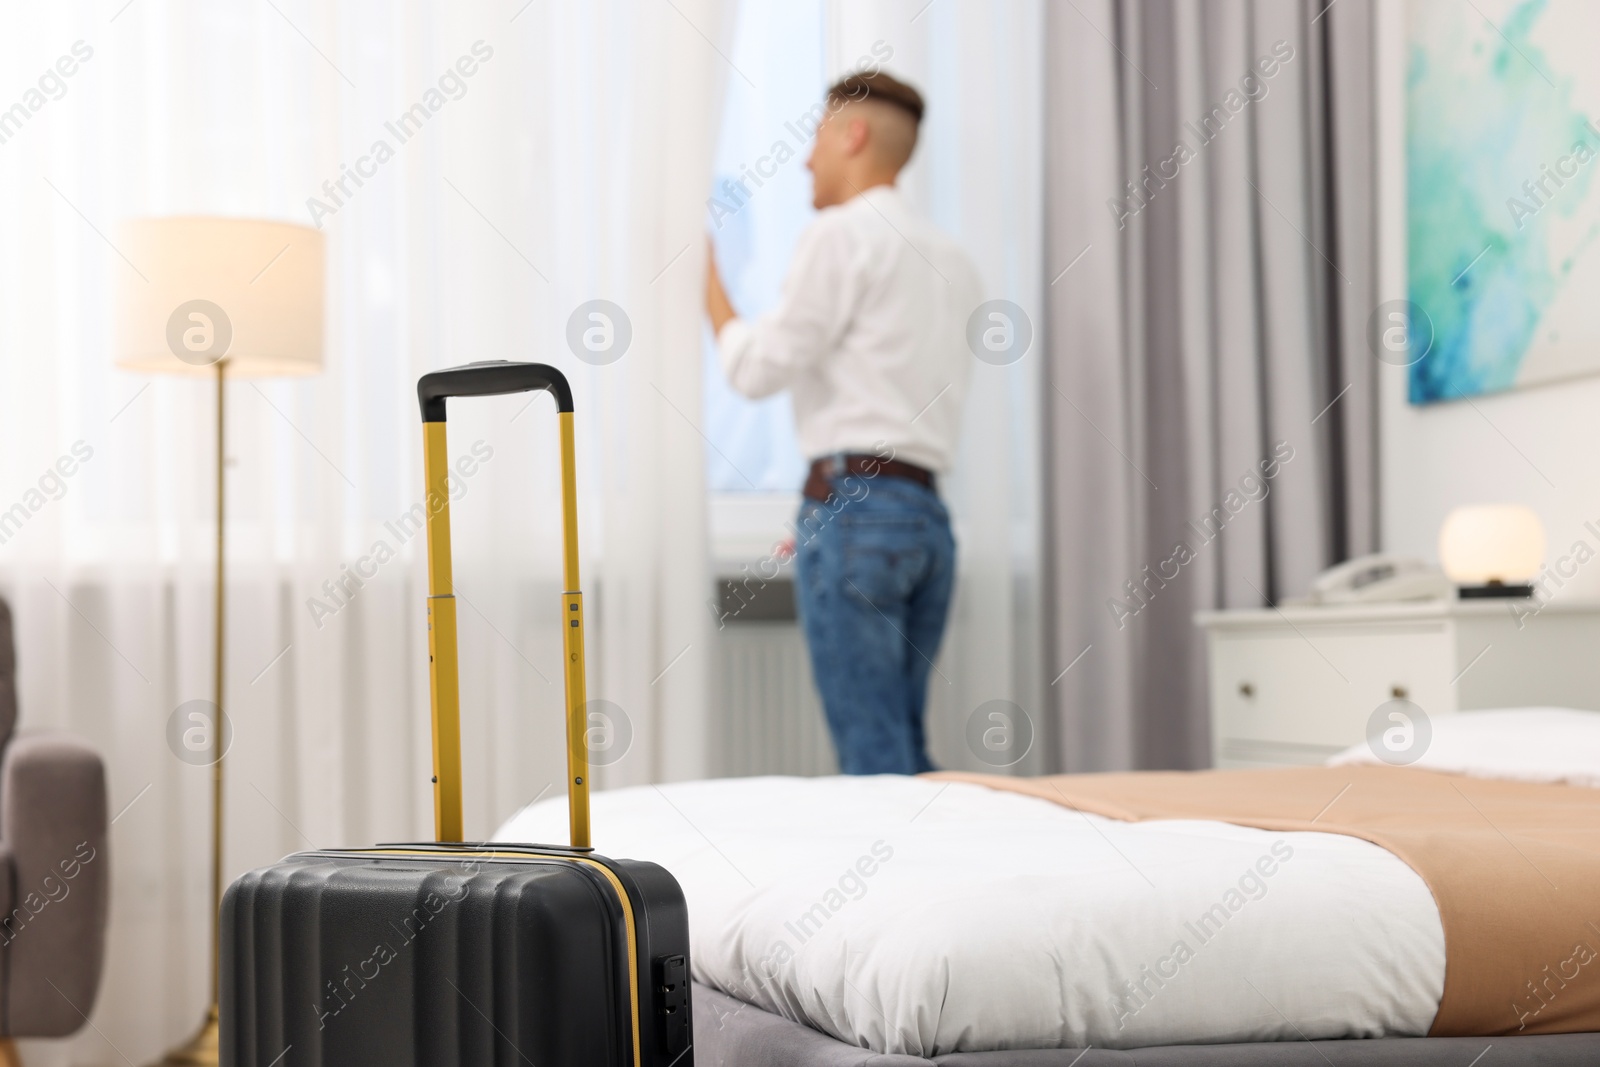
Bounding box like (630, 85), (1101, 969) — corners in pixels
(1407, 0), (1600, 403)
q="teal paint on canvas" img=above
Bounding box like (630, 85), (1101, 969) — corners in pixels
(1407, 0), (1600, 403)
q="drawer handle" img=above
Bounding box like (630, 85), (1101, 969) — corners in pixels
(1238, 682), (1255, 698)
(1391, 684), (1408, 699)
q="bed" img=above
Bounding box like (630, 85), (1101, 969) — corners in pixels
(495, 707), (1600, 1065)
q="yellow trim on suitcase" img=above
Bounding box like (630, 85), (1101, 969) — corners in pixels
(369, 849), (641, 1066)
(563, 855), (639, 1066)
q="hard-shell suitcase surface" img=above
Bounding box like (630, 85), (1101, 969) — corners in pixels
(220, 362), (694, 1067)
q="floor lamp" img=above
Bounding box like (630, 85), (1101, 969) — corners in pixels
(114, 217), (324, 1066)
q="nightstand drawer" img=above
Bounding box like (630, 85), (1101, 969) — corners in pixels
(1216, 737), (1348, 768)
(1210, 626), (1454, 753)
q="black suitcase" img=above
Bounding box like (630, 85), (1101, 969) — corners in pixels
(220, 362), (694, 1067)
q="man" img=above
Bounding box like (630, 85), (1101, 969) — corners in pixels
(705, 71), (982, 775)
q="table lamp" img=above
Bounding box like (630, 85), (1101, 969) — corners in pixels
(1438, 503), (1544, 598)
(114, 216), (324, 1066)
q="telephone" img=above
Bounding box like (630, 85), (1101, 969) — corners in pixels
(1296, 554), (1454, 606)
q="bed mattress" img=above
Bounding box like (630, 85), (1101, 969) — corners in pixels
(496, 775), (1448, 1055)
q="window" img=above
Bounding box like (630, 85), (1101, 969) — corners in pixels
(702, 0), (826, 495)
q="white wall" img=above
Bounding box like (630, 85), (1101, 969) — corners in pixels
(1377, 2), (1600, 596)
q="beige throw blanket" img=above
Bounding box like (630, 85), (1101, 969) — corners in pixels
(930, 765), (1600, 1036)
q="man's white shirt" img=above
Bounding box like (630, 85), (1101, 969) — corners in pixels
(716, 185), (983, 474)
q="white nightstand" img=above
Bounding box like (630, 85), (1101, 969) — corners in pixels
(1194, 599), (1600, 768)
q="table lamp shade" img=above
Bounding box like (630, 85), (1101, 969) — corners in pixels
(1438, 503), (1545, 584)
(114, 216), (324, 378)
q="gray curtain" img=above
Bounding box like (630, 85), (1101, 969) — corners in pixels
(1041, 0), (1378, 772)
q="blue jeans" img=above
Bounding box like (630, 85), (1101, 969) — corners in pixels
(793, 474), (956, 775)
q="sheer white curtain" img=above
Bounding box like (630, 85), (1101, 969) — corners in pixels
(825, 1), (1048, 774)
(0, 0), (727, 1060)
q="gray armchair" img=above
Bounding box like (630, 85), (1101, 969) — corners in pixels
(0, 598), (109, 1065)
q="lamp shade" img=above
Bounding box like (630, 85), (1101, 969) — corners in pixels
(1437, 504), (1545, 584)
(113, 216), (324, 378)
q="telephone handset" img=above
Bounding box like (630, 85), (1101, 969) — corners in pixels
(1299, 554), (1454, 606)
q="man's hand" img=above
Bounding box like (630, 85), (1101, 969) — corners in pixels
(705, 236), (737, 336)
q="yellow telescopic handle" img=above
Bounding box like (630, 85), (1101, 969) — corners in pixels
(421, 420), (465, 842)
(556, 411), (589, 848)
(417, 362), (588, 848)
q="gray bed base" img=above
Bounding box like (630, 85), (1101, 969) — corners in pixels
(692, 982), (1600, 1066)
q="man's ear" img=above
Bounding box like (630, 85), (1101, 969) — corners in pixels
(843, 115), (871, 157)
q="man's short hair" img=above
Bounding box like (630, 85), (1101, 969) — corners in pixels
(826, 70), (924, 126)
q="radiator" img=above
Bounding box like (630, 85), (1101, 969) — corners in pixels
(709, 579), (836, 777)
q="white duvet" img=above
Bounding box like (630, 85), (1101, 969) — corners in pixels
(1329, 706), (1600, 788)
(495, 775), (1445, 1054)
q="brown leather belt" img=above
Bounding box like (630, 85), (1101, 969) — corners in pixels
(803, 454), (936, 502)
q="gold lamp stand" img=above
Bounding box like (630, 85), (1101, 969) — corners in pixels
(147, 364), (227, 1067)
(114, 215), (324, 1067)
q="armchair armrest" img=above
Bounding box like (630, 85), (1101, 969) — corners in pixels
(0, 734), (108, 1038)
